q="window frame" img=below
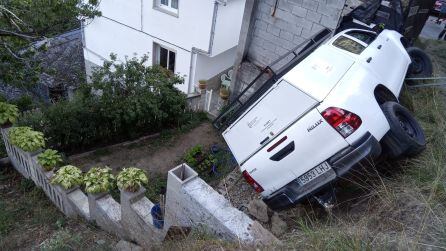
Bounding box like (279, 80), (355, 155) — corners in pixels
(154, 0), (179, 17)
(154, 43), (176, 73)
(331, 30), (377, 55)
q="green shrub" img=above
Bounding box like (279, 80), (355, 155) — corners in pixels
(11, 95), (34, 112)
(83, 167), (115, 194)
(8, 126), (45, 152)
(184, 145), (203, 168)
(19, 55), (189, 153)
(0, 102), (19, 126)
(117, 167), (148, 192)
(51, 165), (83, 190)
(37, 149), (63, 171)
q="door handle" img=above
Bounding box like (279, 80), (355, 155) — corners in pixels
(366, 57), (372, 63)
(270, 141), (295, 161)
(377, 45), (382, 49)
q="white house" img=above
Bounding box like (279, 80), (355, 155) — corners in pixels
(82, 0), (246, 94)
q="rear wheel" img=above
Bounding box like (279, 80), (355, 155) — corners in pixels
(406, 47), (433, 81)
(380, 102), (426, 158)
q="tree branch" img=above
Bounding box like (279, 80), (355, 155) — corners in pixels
(0, 28), (36, 40)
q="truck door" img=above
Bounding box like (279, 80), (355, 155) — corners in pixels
(356, 30), (410, 96)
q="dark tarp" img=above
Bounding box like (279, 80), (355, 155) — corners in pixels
(344, 0), (436, 43)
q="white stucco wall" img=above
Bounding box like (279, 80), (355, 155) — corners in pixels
(83, 0), (246, 93)
(212, 0), (246, 56)
(194, 46), (237, 84)
(83, 17), (191, 93)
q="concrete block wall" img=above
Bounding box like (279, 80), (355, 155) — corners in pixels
(164, 164), (279, 245)
(230, 0), (347, 98)
(247, 0), (346, 67)
(1, 127), (278, 248)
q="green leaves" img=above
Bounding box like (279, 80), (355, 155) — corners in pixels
(18, 55), (189, 153)
(117, 167), (148, 192)
(83, 167), (116, 194)
(51, 165), (83, 190)
(37, 149), (63, 171)
(8, 126), (45, 152)
(0, 102), (19, 125)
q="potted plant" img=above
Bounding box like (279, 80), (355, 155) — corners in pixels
(116, 167), (148, 192)
(8, 127), (45, 153)
(198, 80), (207, 90)
(51, 165), (83, 190)
(219, 86), (230, 100)
(184, 145), (204, 168)
(84, 167), (116, 194)
(0, 102), (19, 128)
(37, 149), (63, 172)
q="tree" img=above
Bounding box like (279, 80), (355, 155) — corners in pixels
(0, 0), (100, 91)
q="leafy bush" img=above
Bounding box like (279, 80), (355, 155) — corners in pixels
(0, 102), (19, 126)
(37, 149), (63, 171)
(184, 145), (203, 168)
(8, 126), (45, 152)
(51, 165), (83, 190)
(117, 167), (148, 192)
(19, 55), (189, 153)
(83, 167), (115, 194)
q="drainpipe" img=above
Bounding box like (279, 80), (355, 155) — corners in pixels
(187, 0), (222, 93)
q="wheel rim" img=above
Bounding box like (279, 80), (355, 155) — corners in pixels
(396, 112), (418, 139)
(410, 55), (425, 75)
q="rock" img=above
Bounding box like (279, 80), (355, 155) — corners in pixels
(271, 212), (287, 237)
(115, 240), (143, 251)
(248, 199), (269, 223)
(96, 239), (106, 245)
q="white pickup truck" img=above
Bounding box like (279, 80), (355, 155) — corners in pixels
(221, 28), (427, 210)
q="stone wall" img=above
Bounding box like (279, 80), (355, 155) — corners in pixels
(0, 126), (278, 248)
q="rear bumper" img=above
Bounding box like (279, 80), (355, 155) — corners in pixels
(263, 132), (381, 210)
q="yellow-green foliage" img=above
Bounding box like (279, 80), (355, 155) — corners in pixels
(51, 165), (83, 190)
(84, 167), (115, 194)
(0, 102), (18, 125)
(117, 167), (148, 192)
(8, 127), (45, 152)
(37, 149), (63, 171)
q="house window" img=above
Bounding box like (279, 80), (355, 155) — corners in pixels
(155, 44), (176, 72)
(155, 0), (179, 15)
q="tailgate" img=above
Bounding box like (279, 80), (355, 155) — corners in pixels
(223, 80), (318, 164)
(242, 109), (350, 196)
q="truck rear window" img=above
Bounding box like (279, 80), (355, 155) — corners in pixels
(346, 31), (377, 45)
(332, 36), (365, 54)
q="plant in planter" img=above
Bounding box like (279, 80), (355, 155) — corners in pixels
(84, 167), (116, 194)
(37, 149), (63, 172)
(197, 154), (218, 173)
(198, 80), (207, 90)
(184, 144), (204, 168)
(0, 102), (19, 128)
(219, 86), (230, 100)
(117, 167), (148, 192)
(8, 126), (45, 152)
(51, 165), (83, 190)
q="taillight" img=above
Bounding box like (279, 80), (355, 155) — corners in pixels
(242, 170), (264, 193)
(321, 107), (362, 138)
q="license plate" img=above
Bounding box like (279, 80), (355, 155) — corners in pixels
(297, 162), (332, 185)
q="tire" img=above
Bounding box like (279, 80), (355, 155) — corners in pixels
(406, 47), (433, 81)
(381, 102), (426, 158)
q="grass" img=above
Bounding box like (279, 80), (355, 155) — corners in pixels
(0, 167), (118, 250)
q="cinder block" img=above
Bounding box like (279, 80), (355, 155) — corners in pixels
(292, 6), (307, 17)
(266, 24), (281, 37)
(302, 0), (319, 11)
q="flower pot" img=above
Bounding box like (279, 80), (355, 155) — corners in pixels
(219, 88), (230, 100)
(198, 80), (207, 90)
